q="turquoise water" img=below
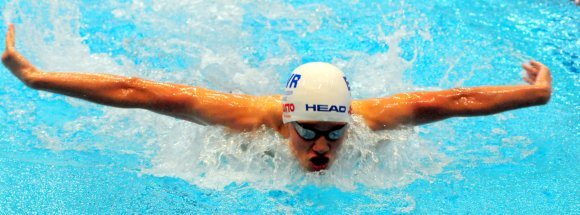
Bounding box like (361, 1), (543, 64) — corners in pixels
(0, 0), (578, 213)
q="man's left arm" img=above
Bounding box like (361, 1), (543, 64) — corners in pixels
(353, 61), (552, 130)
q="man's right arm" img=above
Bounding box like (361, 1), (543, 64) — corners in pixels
(2, 25), (284, 132)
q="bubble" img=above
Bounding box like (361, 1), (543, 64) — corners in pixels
(2, 0), (532, 194)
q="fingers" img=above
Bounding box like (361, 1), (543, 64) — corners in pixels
(522, 63), (537, 74)
(523, 76), (534, 85)
(522, 63), (538, 80)
(6, 24), (15, 51)
(529, 60), (546, 69)
(530, 60), (552, 77)
(523, 60), (552, 88)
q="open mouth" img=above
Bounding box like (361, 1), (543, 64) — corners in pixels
(309, 156), (329, 170)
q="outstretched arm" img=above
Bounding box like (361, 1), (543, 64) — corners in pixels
(2, 25), (283, 132)
(353, 61), (552, 130)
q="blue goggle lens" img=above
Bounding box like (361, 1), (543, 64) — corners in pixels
(292, 122), (346, 141)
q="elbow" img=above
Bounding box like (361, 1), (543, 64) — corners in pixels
(121, 77), (147, 94)
(122, 77), (193, 110)
(429, 89), (484, 116)
(124, 77), (142, 88)
(119, 77), (148, 106)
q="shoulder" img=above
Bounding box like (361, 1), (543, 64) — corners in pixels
(350, 96), (418, 130)
(350, 99), (381, 129)
(256, 95), (286, 135)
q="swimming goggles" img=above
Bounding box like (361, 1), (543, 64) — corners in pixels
(291, 122), (347, 141)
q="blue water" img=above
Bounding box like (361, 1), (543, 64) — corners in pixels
(0, 0), (578, 213)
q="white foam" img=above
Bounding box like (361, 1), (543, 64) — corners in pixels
(1, 0), (533, 195)
(1, 0), (449, 191)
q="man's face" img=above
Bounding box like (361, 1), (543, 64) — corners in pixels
(287, 121), (348, 171)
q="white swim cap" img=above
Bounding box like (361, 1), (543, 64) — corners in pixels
(282, 62), (352, 124)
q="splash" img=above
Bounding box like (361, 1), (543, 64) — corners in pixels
(1, 0), (448, 192)
(142, 115), (449, 191)
(1, 0), (532, 195)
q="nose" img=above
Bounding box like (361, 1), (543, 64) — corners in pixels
(312, 138), (330, 155)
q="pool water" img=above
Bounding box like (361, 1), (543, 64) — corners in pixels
(0, 0), (578, 213)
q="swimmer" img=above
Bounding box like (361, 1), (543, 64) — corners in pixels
(2, 25), (552, 171)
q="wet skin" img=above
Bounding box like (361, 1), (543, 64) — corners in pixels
(286, 121), (348, 172)
(3, 24), (553, 172)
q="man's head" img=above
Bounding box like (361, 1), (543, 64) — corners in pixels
(282, 62), (352, 171)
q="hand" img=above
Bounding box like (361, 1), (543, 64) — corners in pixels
(2, 24), (40, 84)
(522, 60), (552, 89)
